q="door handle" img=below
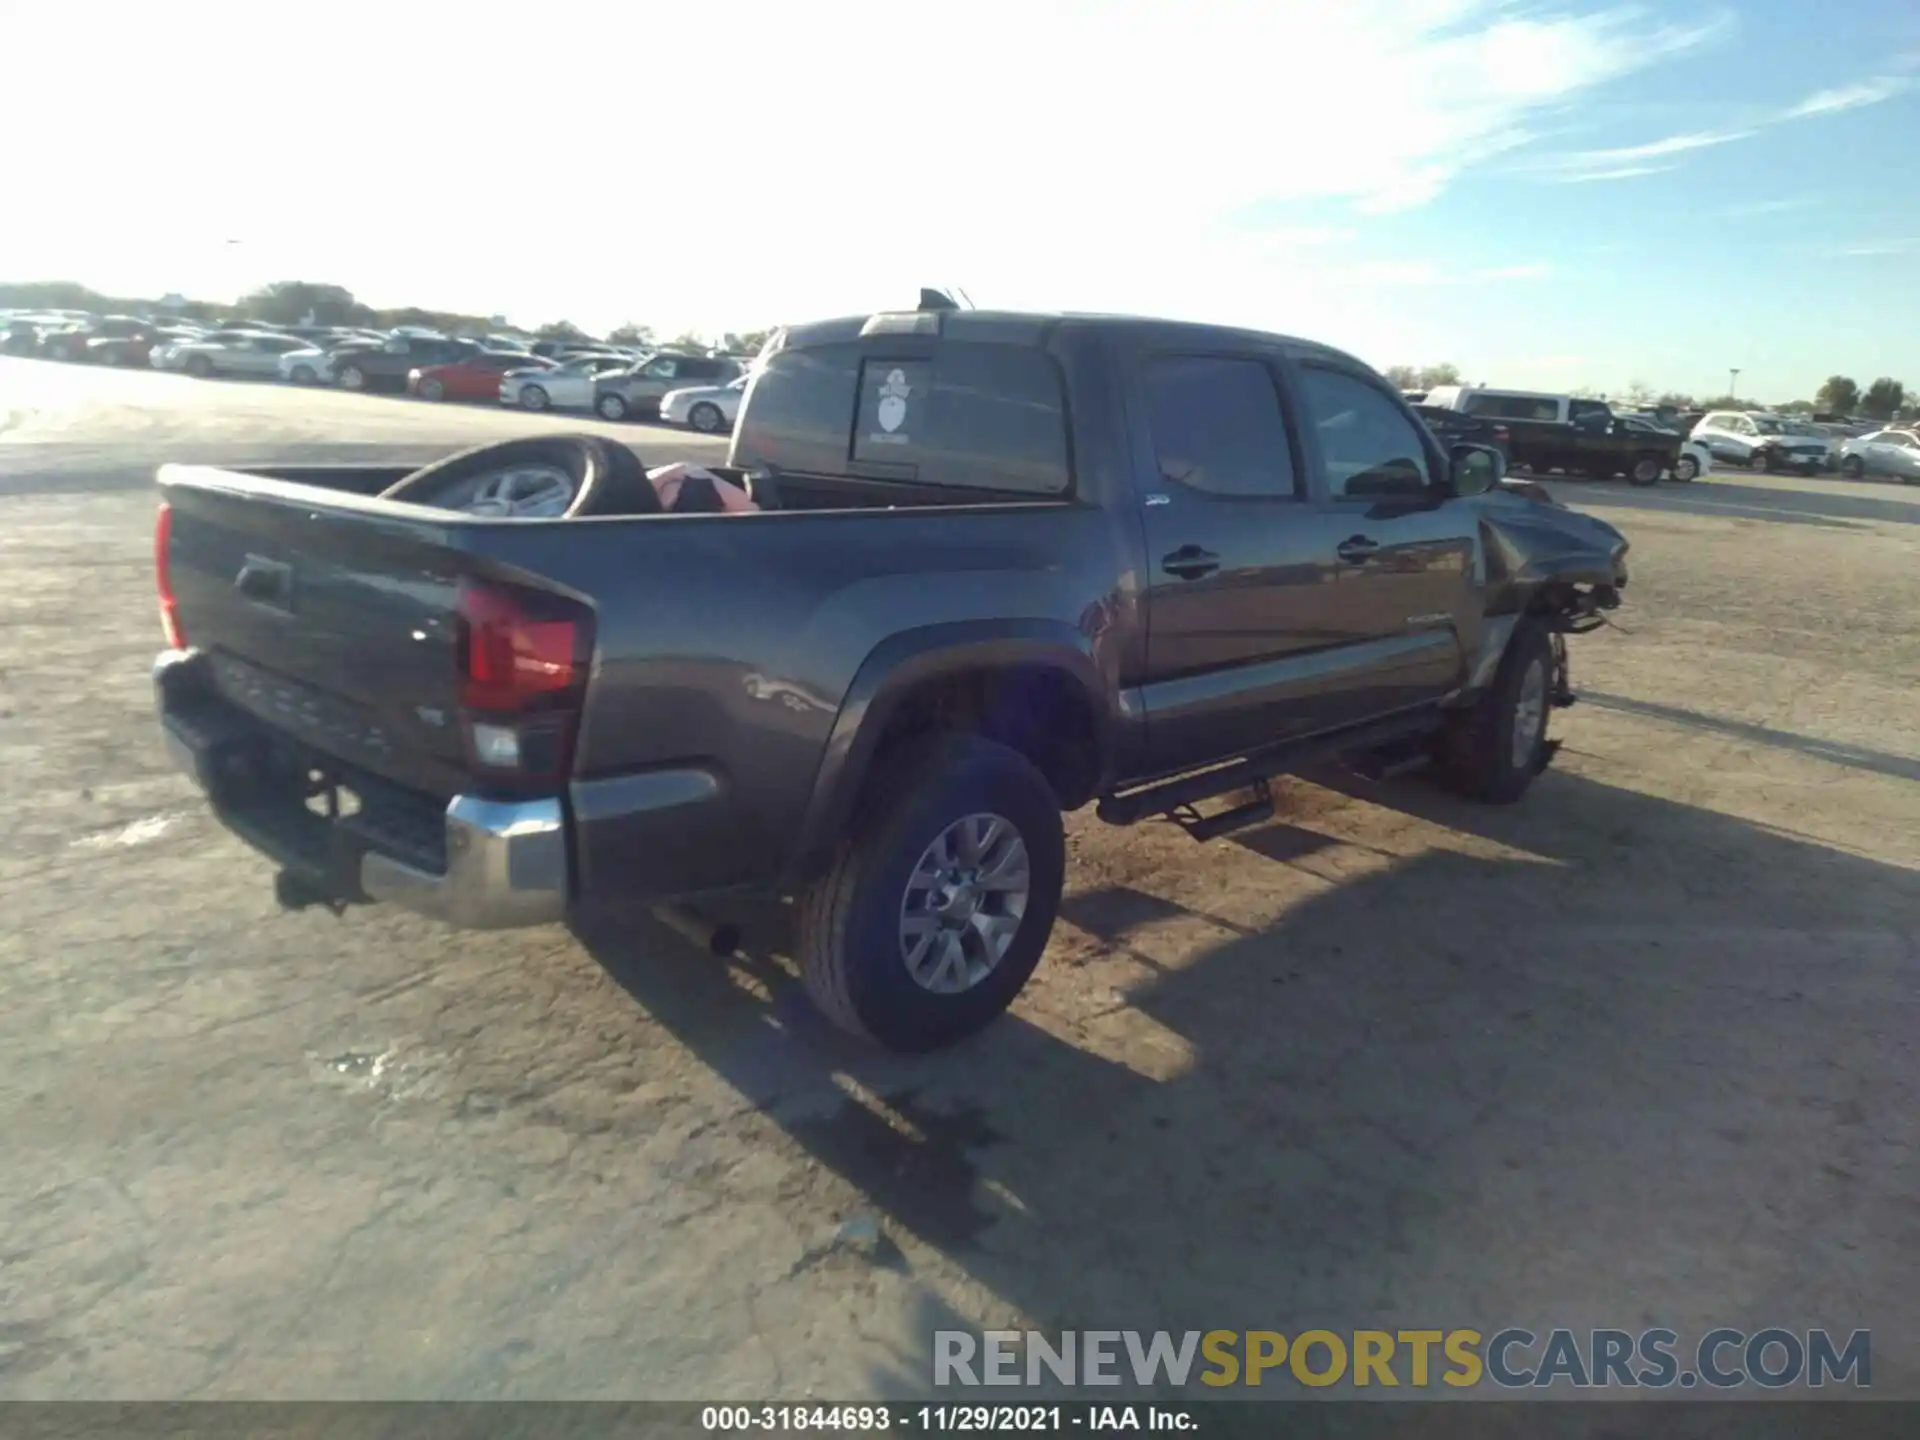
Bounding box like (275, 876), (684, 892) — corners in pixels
(1336, 535), (1380, 564)
(1161, 545), (1220, 581)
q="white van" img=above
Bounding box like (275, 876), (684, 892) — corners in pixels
(1423, 386), (1615, 425)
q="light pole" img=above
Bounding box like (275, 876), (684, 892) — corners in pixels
(1728, 368), (1740, 402)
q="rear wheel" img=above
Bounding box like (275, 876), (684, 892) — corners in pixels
(519, 384), (550, 412)
(419, 378), (445, 402)
(290, 364), (317, 385)
(1628, 453), (1662, 487)
(1840, 455), (1865, 480)
(796, 735), (1065, 1051)
(338, 363), (367, 391)
(689, 401), (726, 434)
(1436, 619), (1554, 804)
(186, 354), (214, 379)
(1672, 454), (1700, 482)
(1748, 448), (1774, 473)
(596, 392), (629, 421)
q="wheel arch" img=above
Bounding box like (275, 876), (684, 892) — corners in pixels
(780, 621), (1113, 888)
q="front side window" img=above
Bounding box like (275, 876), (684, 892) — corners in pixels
(1140, 356), (1297, 499)
(1297, 367), (1433, 500)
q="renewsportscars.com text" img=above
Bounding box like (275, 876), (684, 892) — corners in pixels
(933, 1327), (1871, 1391)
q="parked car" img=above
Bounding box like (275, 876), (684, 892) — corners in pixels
(1838, 429), (1920, 483)
(499, 352), (630, 411)
(91, 324), (202, 368)
(151, 303), (1630, 1052)
(659, 373), (750, 432)
(154, 330), (310, 377)
(409, 350), (549, 402)
(593, 353), (743, 421)
(41, 315), (152, 362)
(1689, 411), (1829, 475)
(334, 336), (484, 393)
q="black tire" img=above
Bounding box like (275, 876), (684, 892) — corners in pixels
(338, 362), (367, 391)
(378, 434), (661, 517)
(689, 401), (726, 434)
(186, 354), (214, 379)
(290, 364), (316, 385)
(1672, 454), (1700, 482)
(519, 384), (550, 412)
(419, 378), (445, 402)
(795, 734), (1066, 1052)
(1627, 452), (1662, 487)
(1436, 619), (1554, 805)
(1840, 455), (1865, 480)
(1748, 447), (1775, 473)
(596, 392), (629, 421)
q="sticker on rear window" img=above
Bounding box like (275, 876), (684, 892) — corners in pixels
(870, 367), (912, 445)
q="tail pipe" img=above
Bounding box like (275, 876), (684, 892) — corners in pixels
(651, 904), (741, 957)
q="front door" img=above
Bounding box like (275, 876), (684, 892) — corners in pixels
(1288, 362), (1479, 717)
(1131, 350), (1374, 776)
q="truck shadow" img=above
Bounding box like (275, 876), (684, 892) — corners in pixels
(571, 766), (1919, 1402)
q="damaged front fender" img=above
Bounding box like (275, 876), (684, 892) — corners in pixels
(1474, 486), (1629, 627)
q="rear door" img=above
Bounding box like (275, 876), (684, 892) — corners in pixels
(1287, 361), (1477, 717)
(1129, 348), (1372, 774)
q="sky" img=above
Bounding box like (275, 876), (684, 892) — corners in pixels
(3, 0), (1916, 401)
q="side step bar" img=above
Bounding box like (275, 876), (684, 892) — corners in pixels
(1096, 709), (1445, 829)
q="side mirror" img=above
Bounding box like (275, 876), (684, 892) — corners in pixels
(1449, 443), (1505, 496)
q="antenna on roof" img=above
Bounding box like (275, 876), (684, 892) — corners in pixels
(918, 288), (960, 312)
(952, 286), (976, 310)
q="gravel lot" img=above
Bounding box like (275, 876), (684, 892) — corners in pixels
(2, 357), (1915, 1401)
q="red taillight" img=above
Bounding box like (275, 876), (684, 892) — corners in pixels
(457, 581), (585, 710)
(455, 579), (593, 779)
(155, 501), (186, 648)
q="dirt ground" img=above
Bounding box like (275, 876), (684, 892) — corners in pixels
(1, 358), (1915, 1401)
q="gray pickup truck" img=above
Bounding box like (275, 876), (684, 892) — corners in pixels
(152, 302), (1630, 1051)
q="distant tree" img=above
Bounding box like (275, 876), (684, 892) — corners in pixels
(1776, 399), (1815, 414)
(536, 319), (588, 340)
(722, 329), (771, 356)
(1815, 375), (1861, 415)
(245, 281), (358, 326)
(1622, 380), (1656, 407)
(1416, 362), (1461, 389)
(1381, 364), (1419, 390)
(1568, 385), (1604, 400)
(1861, 377), (1907, 420)
(1655, 391), (1697, 409)
(1699, 394), (1741, 409)
(608, 322), (655, 347)
(666, 329), (710, 351)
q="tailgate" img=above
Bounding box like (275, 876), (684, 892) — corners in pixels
(160, 470), (481, 798)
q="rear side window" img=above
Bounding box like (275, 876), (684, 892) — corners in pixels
(735, 341), (1072, 495)
(1141, 356), (1298, 499)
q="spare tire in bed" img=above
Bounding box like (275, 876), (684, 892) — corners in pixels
(379, 435), (661, 517)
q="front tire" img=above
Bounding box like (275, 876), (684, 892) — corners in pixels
(338, 363), (367, 391)
(1437, 620), (1554, 805)
(519, 384), (550, 412)
(290, 364), (316, 385)
(1628, 453), (1662, 487)
(796, 735), (1065, 1052)
(1840, 455), (1865, 480)
(1748, 448), (1775, 474)
(419, 378), (445, 402)
(596, 392), (629, 421)
(1672, 454), (1700, 482)
(186, 354), (214, 379)
(689, 401), (726, 434)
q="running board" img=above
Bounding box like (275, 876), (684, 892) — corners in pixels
(1097, 710), (1445, 828)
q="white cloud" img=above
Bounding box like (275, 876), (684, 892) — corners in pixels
(1835, 239), (1919, 257)
(1778, 76), (1912, 120)
(1550, 163), (1682, 183)
(0, 0), (1723, 338)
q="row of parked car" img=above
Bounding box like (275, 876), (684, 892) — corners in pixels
(1402, 384), (1920, 485)
(0, 310), (753, 434)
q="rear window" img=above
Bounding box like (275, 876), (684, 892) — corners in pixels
(734, 341), (1071, 495)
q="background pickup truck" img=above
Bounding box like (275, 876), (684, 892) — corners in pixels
(152, 304), (1630, 1051)
(1501, 410), (1681, 485)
